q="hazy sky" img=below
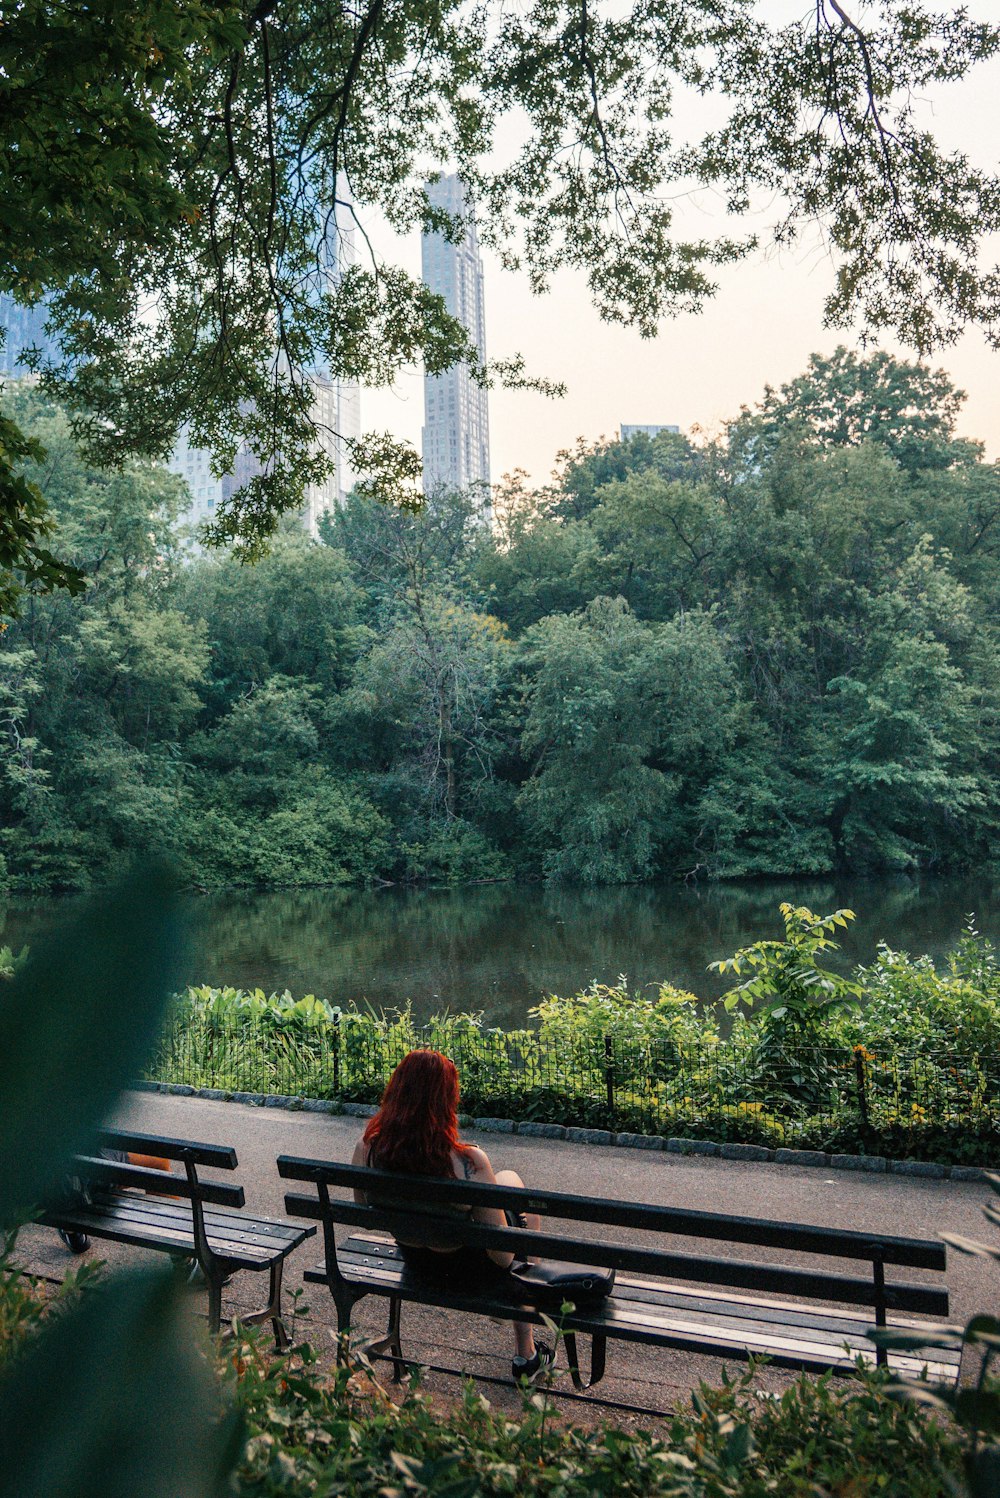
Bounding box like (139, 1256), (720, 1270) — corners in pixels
(360, 3), (1000, 485)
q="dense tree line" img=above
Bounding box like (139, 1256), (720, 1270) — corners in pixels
(1, 348), (998, 890)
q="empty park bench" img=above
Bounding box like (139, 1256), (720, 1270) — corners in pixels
(41, 1128), (315, 1348)
(278, 1156), (957, 1400)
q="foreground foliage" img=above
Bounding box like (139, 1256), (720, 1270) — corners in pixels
(150, 908), (1000, 1163)
(225, 1339), (964, 1498)
(0, 869), (242, 1497)
(0, 1248), (969, 1496)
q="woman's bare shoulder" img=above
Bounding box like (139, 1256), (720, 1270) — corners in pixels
(351, 1136), (369, 1167)
(455, 1145), (495, 1180)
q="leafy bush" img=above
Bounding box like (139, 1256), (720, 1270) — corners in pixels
(0, 867), (241, 1496)
(148, 910), (1000, 1164)
(0, 1231), (100, 1374)
(224, 1332), (962, 1498)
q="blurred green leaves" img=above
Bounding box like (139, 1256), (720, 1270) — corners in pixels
(0, 863), (184, 1224)
(876, 1172), (1000, 1498)
(0, 861), (244, 1498)
(0, 1271), (242, 1498)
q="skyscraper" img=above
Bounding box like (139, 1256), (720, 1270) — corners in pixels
(421, 174), (490, 498)
(0, 296), (61, 376)
(620, 423), (680, 440)
(168, 177), (361, 543)
(300, 173), (361, 533)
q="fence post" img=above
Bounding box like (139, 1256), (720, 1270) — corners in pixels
(604, 1034), (614, 1118)
(854, 1047), (870, 1132)
(333, 1011), (341, 1098)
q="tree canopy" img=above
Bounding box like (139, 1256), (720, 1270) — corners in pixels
(2, 349), (998, 888)
(2, 2), (1000, 609)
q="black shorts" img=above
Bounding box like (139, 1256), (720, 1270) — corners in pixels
(398, 1210), (528, 1287)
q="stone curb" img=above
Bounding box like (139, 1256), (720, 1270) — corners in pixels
(665, 1138), (720, 1157)
(136, 1082), (993, 1181)
(565, 1127), (614, 1146)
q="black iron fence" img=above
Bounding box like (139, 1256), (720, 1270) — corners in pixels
(146, 1013), (1000, 1162)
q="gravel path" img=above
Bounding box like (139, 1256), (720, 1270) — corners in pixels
(15, 1090), (996, 1419)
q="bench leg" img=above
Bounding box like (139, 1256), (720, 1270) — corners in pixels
(365, 1296), (404, 1382)
(235, 1259), (291, 1353)
(333, 1287), (359, 1369)
(563, 1332), (607, 1391)
(206, 1273), (224, 1337)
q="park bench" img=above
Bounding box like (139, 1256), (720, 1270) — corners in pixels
(278, 1157), (957, 1402)
(41, 1128), (315, 1348)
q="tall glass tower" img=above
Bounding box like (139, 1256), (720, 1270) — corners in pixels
(421, 175), (490, 498)
(0, 296), (61, 376)
(169, 175), (361, 543)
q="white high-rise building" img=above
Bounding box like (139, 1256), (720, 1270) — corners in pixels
(421, 174), (490, 498)
(169, 178), (361, 543)
(620, 423), (680, 440)
(0, 295), (60, 376)
(301, 175), (361, 533)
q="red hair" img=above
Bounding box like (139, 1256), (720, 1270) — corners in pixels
(363, 1050), (473, 1177)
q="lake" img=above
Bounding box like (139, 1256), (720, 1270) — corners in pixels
(4, 876), (997, 1028)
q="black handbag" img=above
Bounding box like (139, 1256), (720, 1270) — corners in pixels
(507, 1258), (615, 1305)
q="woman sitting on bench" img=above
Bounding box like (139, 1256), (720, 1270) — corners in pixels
(351, 1048), (554, 1383)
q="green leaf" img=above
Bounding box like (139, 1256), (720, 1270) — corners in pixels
(0, 862), (183, 1224)
(941, 1233), (1000, 1262)
(955, 1389), (1000, 1436)
(0, 1269), (243, 1498)
(965, 1315), (1000, 1343)
(967, 1445), (1000, 1498)
(869, 1326), (964, 1353)
(885, 1381), (955, 1417)
(723, 1421), (754, 1466)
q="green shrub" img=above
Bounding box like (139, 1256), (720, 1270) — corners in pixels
(225, 1333), (962, 1498)
(147, 910), (1000, 1165)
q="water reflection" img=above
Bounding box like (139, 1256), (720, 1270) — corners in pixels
(3, 876), (996, 1028)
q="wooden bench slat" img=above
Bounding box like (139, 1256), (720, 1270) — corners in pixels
(285, 1195), (945, 1315)
(98, 1129), (238, 1169)
(42, 1204), (293, 1267)
(88, 1194), (307, 1247)
(331, 1248), (901, 1349)
(306, 1257), (956, 1378)
(74, 1156), (245, 1208)
(83, 1198), (310, 1256)
(278, 1157), (945, 1269)
(341, 1233), (946, 1333)
(335, 1238), (960, 1363)
(331, 1252), (868, 1350)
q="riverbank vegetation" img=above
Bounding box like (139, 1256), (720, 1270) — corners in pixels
(1, 347), (999, 890)
(150, 908), (1000, 1165)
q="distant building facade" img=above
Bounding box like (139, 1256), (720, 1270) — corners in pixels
(169, 178), (361, 543)
(421, 174), (490, 498)
(0, 296), (61, 375)
(620, 423), (680, 441)
(300, 174), (361, 532)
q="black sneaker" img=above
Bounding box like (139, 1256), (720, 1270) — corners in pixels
(58, 1229), (90, 1254)
(512, 1340), (555, 1385)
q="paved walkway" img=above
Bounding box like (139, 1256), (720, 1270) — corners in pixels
(16, 1091), (996, 1418)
